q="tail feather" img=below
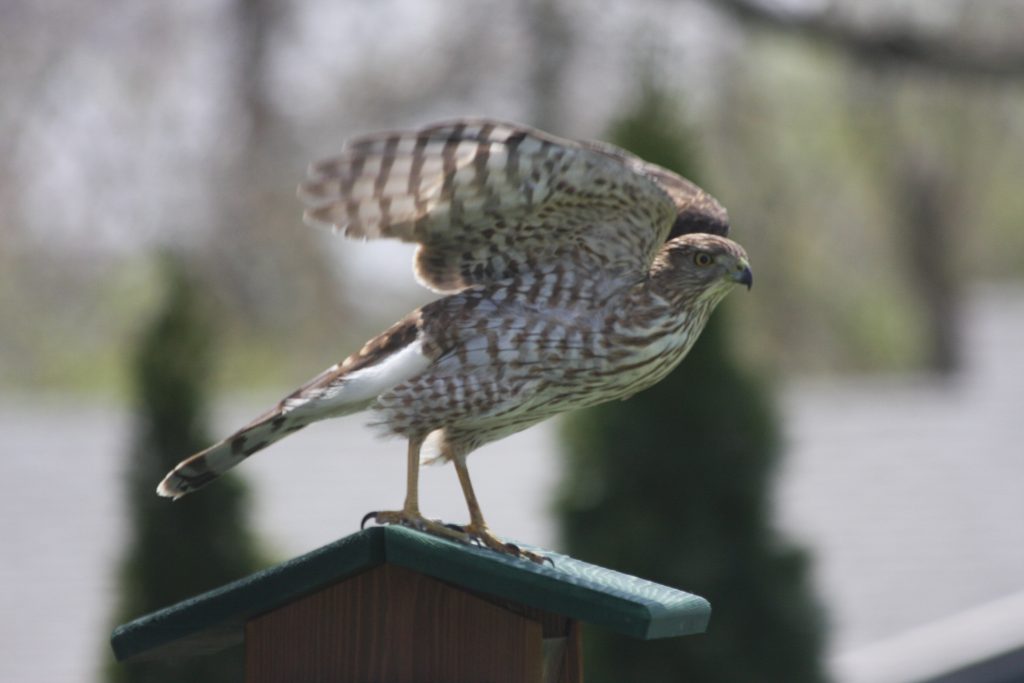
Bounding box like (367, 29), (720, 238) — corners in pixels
(156, 322), (433, 499)
(156, 408), (308, 499)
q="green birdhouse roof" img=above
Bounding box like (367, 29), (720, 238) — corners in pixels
(111, 525), (710, 662)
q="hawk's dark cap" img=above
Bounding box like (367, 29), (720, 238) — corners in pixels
(110, 525), (710, 662)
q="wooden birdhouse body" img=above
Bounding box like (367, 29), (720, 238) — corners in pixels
(246, 564), (580, 683)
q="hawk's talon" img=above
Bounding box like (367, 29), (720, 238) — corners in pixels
(461, 525), (551, 565)
(360, 511), (379, 529)
(517, 548), (552, 565)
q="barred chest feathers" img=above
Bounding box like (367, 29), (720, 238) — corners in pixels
(371, 267), (716, 443)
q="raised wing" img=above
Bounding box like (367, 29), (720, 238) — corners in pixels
(299, 119), (728, 292)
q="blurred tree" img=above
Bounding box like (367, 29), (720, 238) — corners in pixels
(711, 0), (1024, 375)
(200, 0), (350, 352)
(892, 146), (962, 373)
(557, 85), (828, 682)
(524, 0), (574, 130)
(107, 255), (265, 683)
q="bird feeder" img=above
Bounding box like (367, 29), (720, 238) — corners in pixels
(111, 525), (710, 682)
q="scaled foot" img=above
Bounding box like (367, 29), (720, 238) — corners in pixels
(448, 522), (551, 565)
(361, 509), (471, 544)
(363, 512), (550, 565)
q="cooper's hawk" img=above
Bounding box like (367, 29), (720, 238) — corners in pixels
(158, 119), (752, 562)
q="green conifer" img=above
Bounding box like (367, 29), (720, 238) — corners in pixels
(557, 86), (828, 682)
(108, 255), (265, 683)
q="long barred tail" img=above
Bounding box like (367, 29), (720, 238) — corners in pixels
(156, 315), (433, 500)
(156, 408), (309, 499)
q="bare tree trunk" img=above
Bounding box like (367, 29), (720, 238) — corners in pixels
(894, 150), (961, 373)
(870, 70), (972, 375)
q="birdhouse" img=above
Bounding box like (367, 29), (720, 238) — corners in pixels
(111, 526), (710, 682)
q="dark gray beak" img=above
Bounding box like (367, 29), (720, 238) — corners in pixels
(734, 263), (753, 290)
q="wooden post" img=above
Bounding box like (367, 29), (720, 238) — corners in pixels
(111, 526), (709, 682)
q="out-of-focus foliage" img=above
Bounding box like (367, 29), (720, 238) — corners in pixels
(3, 1), (1024, 394)
(703, 29), (1024, 373)
(557, 87), (828, 683)
(107, 255), (266, 683)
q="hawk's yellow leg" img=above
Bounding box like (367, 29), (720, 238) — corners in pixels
(365, 440), (547, 564)
(363, 437), (469, 544)
(453, 457), (548, 564)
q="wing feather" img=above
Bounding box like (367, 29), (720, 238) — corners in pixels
(299, 119), (728, 291)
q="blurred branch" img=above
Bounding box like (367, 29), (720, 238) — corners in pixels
(711, 0), (1024, 79)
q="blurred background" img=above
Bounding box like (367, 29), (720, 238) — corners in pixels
(3, 0), (1023, 681)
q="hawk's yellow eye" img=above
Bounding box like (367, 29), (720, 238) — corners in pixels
(694, 252), (713, 267)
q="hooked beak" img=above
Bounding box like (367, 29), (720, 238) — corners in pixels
(733, 259), (753, 290)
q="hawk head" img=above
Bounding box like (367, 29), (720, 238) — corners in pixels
(653, 233), (752, 304)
